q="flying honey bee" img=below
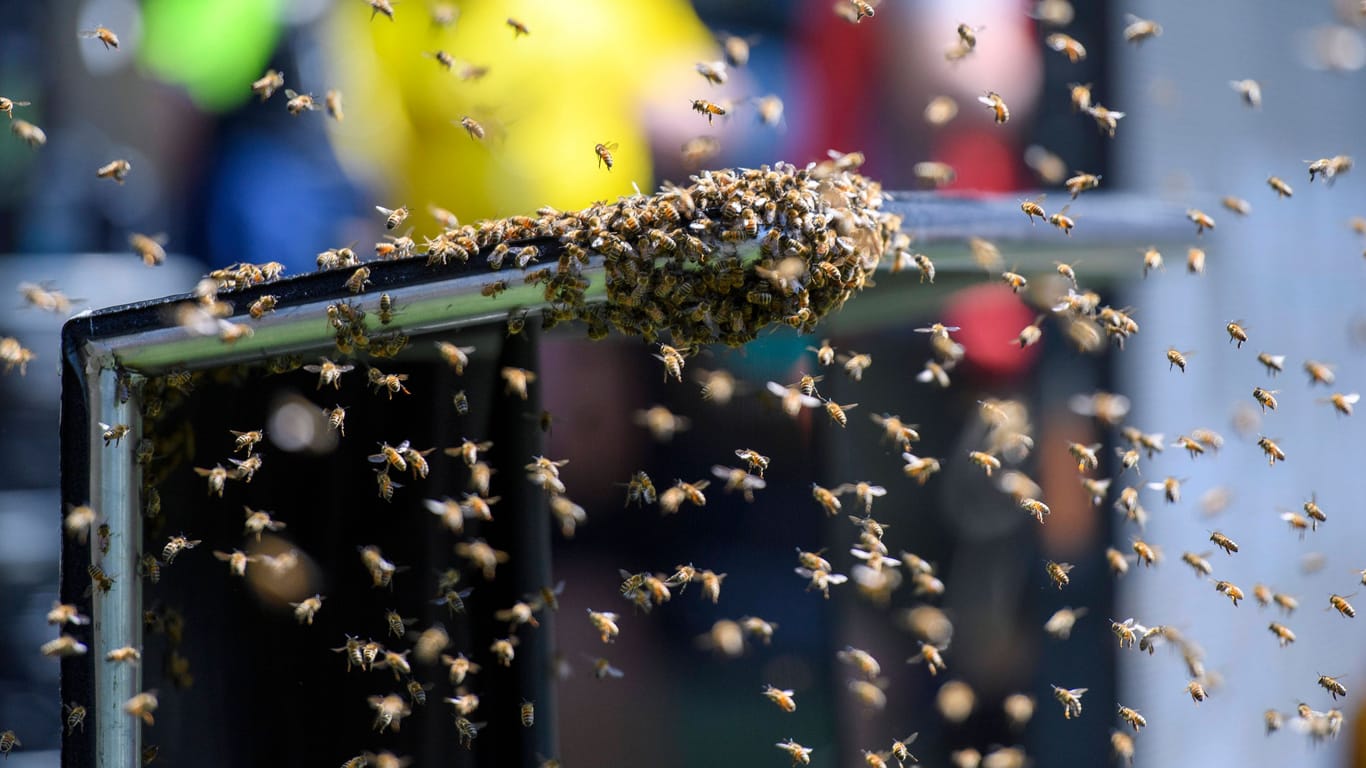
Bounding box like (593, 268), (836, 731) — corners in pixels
(1132, 538), (1160, 567)
(776, 739), (813, 766)
(1046, 561), (1075, 589)
(1267, 175), (1294, 198)
(366, 0), (396, 20)
(1166, 347), (1189, 372)
(1314, 674), (1347, 700)
(1329, 594), (1356, 618)
(1186, 246), (1205, 274)
(96, 159), (132, 184)
(762, 684), (797, 712)
(1045, 32), (1087, 62)
(303, 357), (355, 390)
(1051, 685), (1087, 719)
(123, 691), (158, 725)
(1213, 579), (1245, 606)
(823, 399), (858, 427)
(1186, 208), (1216, 235)
(691, 99), (727, 124)
(1086, 104), (1126, 137)
(1269, 621), (1296, 647)
(375, 205), (409, 230)
(1322, 392), (1360, 416)
(1186, 680), (1207, 704)
(282, 89), (317, 115)
(10, 118), (45, 147)
(1257, 435), (1286, 465)
(1020, 196), (1046, 224)
(459, 116), (485, 140)
(1230, 79), (1262, 108)
(1067, 442), (1102, 472)
(1122, 14), (1162, 43)
(978, 91), (1010, 124)
(1304, 360), (1336, 386)
(501, 367), (536, 400)
(80, 24), (120, 49)
(0, 96), (32, 119)
(507, 17), (530, 36)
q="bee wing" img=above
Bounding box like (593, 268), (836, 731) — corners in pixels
(375, 205), (396, 216)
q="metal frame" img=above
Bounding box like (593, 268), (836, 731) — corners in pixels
(59, 192), (1184, 767)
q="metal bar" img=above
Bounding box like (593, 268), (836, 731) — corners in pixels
(87, 363), (142, 768)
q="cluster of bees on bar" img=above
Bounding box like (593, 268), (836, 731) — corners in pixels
(8, 0), (1366, 765)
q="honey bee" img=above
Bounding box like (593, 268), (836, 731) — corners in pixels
(324, 89), (343, 121)
(517, 699), (535, 727)
(1229, 79), (1262, 108)
(490, 636), (518, 667)
(501, 366), (536, 400)
(1020, 497), (1051, 524)
(454, 717), (484, 749)
(802, 483), (843, 517)
(753, 94), (785, 128)
(965, 450), (1000, 477)
(283, 89), (317, 115)
(105, 645), (142, 665)
(1186, 680), (1207, 704)
(303, 357), (355, 390)
(978, 91), (1010, 124)
(376, 205), (409, 231)
(1253, 583), (1273, 607)
(653, 343), (689, 382)
(1250, 385), (1281, 412)
(250, 68), (284, 100)
(1106, 549), (1131, 576)
(1086, 104), (1126, 137)
(901, 453), (942, 485)
(1186, 246), (1206, 274)
(161, 534), (202, 564)
(1273, 592), (1299, 614)
(123, 691), (158, 725)
(440, 653), (481, 685)
(1122, 14), (1162, 43)
(821, 399), (858, 428)
(1322, 392), (1360, 416)
(1267, 175), (1294, 198)
(344, 266), (371, 294)
(1314, 674), (1347, 700)
(1166, 347), (1189, 372)
(97, 422), (129, 451)
(96, 159), (132, 184)
(191, 464), (228, 497)
(762, 684), (797, 712)
(1051, 685), (1087, 719)
(1329, 594), (1356, 618)
(1063, 172), (1102, 200)
(459, 116), (485, 140)
(1257, 435), (1286, 465)
(1304, 360), (1336, 386)
(61, 702), (87, 735)
(10, 119), (46, 147)
(839, 351), (874, 381)
(1067, 442), (1102, 472)
(1132, 538), (1159, 567)
(690, 99), (727, 124)
(368, 694), (411, 733)
(0, 96), (32, 119)
(1205, 530), (1238, 555)
(775, 739), (813, 766)
(1213, 197), (1251, 221)
(1111, 704), (1147, 732)
(1020, 196), (1047, 224)
(1186, 208), (1216, 235)
(1268, 621), (1296, 646)
(1179, 551), (1212, 578)
(507, 17), (530, 36)
(367, 0), (396, 20)
(1043, 606), (1086, 639)
(1213, 579), (1245, 606)
(1045, 32), (1087, 62)
(1049, 206), (1076, 235)
(80, 24), (120, 49)
(1045, 561), (1075, 589)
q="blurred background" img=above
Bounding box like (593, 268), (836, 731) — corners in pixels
(2, 0), (1365, 766)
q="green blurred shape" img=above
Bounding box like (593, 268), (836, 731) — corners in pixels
(139, 0), (281, 111)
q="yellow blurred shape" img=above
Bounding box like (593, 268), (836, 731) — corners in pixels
(324, 0), (718, 222)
